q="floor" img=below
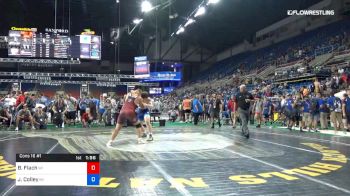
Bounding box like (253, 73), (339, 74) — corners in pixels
(0, 123), (349, 196)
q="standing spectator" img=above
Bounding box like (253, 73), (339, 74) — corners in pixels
(314, 78), (321, 94)
(15, 91), (26, 111)
(253, 95), (263, 128)
(192, 95), (203, 125)
(327, 92), (344, 133)
(209, 94), (222, 129)
(182, 96), (192, 123)
(203, 95), (211, 123)
(310, 94), (320, 132)
(319, 94), (328, 130)
(227, 95), (237, 128)
(342, 93), (350, 132)
(236, 85), (254, 138)
(78, 94), (89, 121)
(262, 97), (272, 126)
(65, 94), (77, 126)
(284, 94), (295, 131)
(26, 93), (36, 114)
(301, 96), (311, 131)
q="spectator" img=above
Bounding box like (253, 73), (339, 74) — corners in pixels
(82, 108), (93, 128)
(192, 95), (203, 125)
(327, 92), (344, 133)
(33, 106), (48, 130)
(15, 104), (35, 131)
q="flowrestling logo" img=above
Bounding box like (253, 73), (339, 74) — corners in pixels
(287, 10), (334, 16)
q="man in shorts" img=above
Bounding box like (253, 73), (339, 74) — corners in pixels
(342, 93), (350, 133)
(182, 96), (192, 123)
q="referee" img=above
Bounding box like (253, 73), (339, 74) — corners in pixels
(236, 84), (254, 138)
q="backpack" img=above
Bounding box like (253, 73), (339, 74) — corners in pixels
(333, 97), (342, 113)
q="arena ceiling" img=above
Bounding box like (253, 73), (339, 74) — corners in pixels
(0, 0), (322, 61)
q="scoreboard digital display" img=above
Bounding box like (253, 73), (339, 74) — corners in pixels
(134, 56), (150, 78)
(80, 35), (101, 60)
(8, 30), (101, 60)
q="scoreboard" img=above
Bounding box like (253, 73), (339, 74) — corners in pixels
(8, 30), (101, 60)
(16, 154), (100, 186)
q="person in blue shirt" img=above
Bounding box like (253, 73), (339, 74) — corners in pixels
(309, 94), (321, 132)
(262, 97), (272, 126)
(192, 95), (203, 125)
(301, 96), (311, 131)
(319, 94), (328, 130)
(327, 92), (344, 133)
(283, 94), (295, 131)
(342, 93), (350, 132)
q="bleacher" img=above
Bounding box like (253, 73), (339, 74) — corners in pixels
(191, 19), (350, 83)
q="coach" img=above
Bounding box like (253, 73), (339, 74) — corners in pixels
(236, 85), (254, 138)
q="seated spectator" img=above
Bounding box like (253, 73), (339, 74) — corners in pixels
(15, 104), (35, 131)
(33, 106), (48, 130)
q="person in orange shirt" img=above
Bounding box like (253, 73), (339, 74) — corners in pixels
(182, 96), (192, 123)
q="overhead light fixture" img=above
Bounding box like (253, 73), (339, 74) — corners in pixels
(141, 1), (153, 13)
(184, 18), (196, 27)
(133, 18), (143, 24)
(176, 27), (185, 35)
(194, 6), (206, 17)
(207, 0), (220, 5)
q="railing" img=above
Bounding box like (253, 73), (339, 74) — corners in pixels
(314, 45), (336, 57)
(277, 59), (303, 68)
(333, 49), (350, 57)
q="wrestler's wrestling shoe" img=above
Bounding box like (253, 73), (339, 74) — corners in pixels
(138, 138), (147, 144)
(106, 140), (113, 147)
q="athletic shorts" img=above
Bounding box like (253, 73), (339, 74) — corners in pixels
(210, 111), (220, 118)
(310, 113), (320, 121)
(66, 111), (76, 120)
(263, 114), (270, 119)
(295, 113), (302, 122)
(184, 109), (191, 114)
(284, 109), (295, 120)
(99, 109), (105, 114)
(137, 112), (145, 122)
(117, 111), (137, 125)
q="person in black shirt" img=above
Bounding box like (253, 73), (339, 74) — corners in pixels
(236, 85), (254, 138)
(209, 94), (222, 128)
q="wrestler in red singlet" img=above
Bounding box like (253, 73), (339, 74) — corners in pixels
(117, 95), (138, 125)
(107, 89), (146, 146)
